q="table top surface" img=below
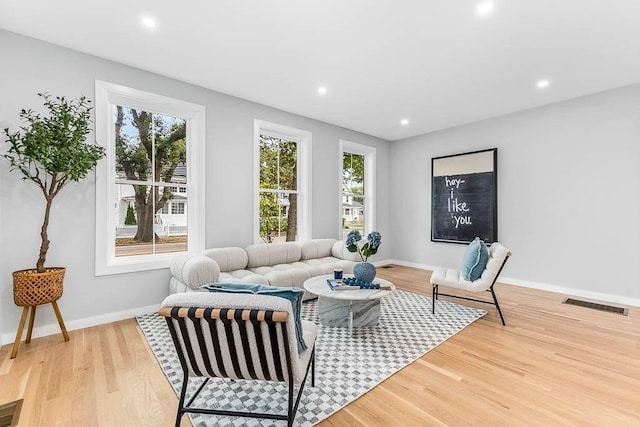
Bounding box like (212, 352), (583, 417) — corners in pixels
(303, 275), (396, 301)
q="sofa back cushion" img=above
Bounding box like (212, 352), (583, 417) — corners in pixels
(300, 239), (336, 260)
(204, 247), (248, 272)
(332, 240), (362, 261)
(245, 242), (302, 268)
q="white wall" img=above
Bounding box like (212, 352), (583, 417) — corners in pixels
(390, 83), (640, 304)
(0, 30), (390, 341)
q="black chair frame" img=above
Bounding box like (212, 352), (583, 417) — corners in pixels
(432, 254), (510, 326)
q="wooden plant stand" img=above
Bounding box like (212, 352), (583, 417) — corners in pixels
(11, 268), (69, 359)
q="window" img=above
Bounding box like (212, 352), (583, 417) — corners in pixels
(95, 81), (205, 275)
(178, 187), (187, 193)
(340, 140), (376, 239)
(171, 202), (185, 215)
(254, 120), (311, 244)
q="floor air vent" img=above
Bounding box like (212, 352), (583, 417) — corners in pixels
(0, 399), (23, 427)
(562, 298), (628, 316)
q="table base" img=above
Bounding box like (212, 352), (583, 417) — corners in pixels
(318, 296), (381, 328)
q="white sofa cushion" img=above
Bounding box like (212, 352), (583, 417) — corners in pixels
(300, 239), (335, 260)
(170, 253), (220, 290)
(332, 240), (362, 262)
(218, 270), (270, 285)
(245, 242), (302, 268)
(205, 247), (248, 271)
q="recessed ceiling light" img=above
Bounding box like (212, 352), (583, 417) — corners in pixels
(400, 119), (409, 126)
(536, 79), (550, 89)
(317, 86), (327, 95)
(141, 16), (157, 28)
(476, 1), (495, 16)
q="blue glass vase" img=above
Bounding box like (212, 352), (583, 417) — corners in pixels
(353, 262), (376, 283)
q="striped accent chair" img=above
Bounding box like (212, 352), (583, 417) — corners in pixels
(160, 292), (318, 427)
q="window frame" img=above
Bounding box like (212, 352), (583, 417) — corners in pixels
(95, 81), (206, 276)
(171, 202), (185, 215)
(339, 140), (376, 238)
(253, 119), (312, 244)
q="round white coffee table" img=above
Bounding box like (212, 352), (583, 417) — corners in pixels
(303, 275), (396, 329)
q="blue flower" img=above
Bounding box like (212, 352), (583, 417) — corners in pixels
(345, 230), (382, 262)
(346, 230), (361, 247)
(367, 231), (382, 251)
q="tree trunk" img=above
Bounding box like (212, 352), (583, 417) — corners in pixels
(133, 187), (149, 241)
(133, 187), (158, 243)
(36, 197), (53, 273)
(286, 167), (298, 241)
(286, 193), (297, 241)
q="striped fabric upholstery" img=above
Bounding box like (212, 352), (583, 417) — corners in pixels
(161, 306), (296, 383)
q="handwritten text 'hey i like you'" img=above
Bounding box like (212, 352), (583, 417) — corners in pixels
(445, 177), (471, 228)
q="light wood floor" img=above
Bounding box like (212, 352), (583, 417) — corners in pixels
(1, 265), (639, 426)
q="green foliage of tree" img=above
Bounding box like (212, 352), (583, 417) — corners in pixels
(115, 106), (186, 242)
(124, 203), (137, 225)
(3, 93), (106, 272)
(343, 152), (364, 194)
(259, 135), (297, 243)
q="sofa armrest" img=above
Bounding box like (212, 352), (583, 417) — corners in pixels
(170, 254), (221, 291)
(332, 240), (361, 262)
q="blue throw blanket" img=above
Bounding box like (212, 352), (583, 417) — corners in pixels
(201, 282), (307, 353)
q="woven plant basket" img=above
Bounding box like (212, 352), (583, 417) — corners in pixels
(13, 267), (65, 307)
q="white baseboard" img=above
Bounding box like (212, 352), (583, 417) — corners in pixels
(1, 303), (160, 346)
(498, 276), (640, 308)
(379, 259), (640, 308)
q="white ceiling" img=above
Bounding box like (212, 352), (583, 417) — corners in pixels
(1, 0), (640, 141)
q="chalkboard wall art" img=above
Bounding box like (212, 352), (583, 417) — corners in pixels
(431, 148), (497, 244)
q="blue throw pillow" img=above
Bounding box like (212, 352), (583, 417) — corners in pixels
(461, 238), (489, 281)
(201, 282), (307, 353)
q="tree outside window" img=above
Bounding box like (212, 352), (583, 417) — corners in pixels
(342, 152), (365, 237)
(259, 134), (298, 243)
(114, 106), (187, 256)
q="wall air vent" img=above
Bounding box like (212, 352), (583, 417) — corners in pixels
(562, 298), (628, 316)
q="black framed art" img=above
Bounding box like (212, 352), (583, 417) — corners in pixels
(431, 148), (497, 244)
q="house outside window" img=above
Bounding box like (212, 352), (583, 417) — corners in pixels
(95, 81), (205, 275)
(340, 140), (376, 239)
(254, 120), (311, 244)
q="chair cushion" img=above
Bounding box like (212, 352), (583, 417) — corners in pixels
(201, 282), (307, 353)
(461, 238), (489, 281)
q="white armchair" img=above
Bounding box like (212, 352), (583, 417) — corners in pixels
(430, 242), (511, 325)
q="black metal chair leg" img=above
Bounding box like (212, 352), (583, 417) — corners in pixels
(287, 380), (294, 427)
(175, 374), (189, 427)
(311, 351), (316, 387)
(432, 285), (437, 314)
(490, 286), (506, 326)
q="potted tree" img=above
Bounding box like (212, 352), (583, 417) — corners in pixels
(3, 93), (105, 357)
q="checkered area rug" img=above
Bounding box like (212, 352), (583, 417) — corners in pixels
(137, 290), (486, 426)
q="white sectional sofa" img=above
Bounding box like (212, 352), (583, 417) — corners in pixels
(169, 238), (360, 299)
